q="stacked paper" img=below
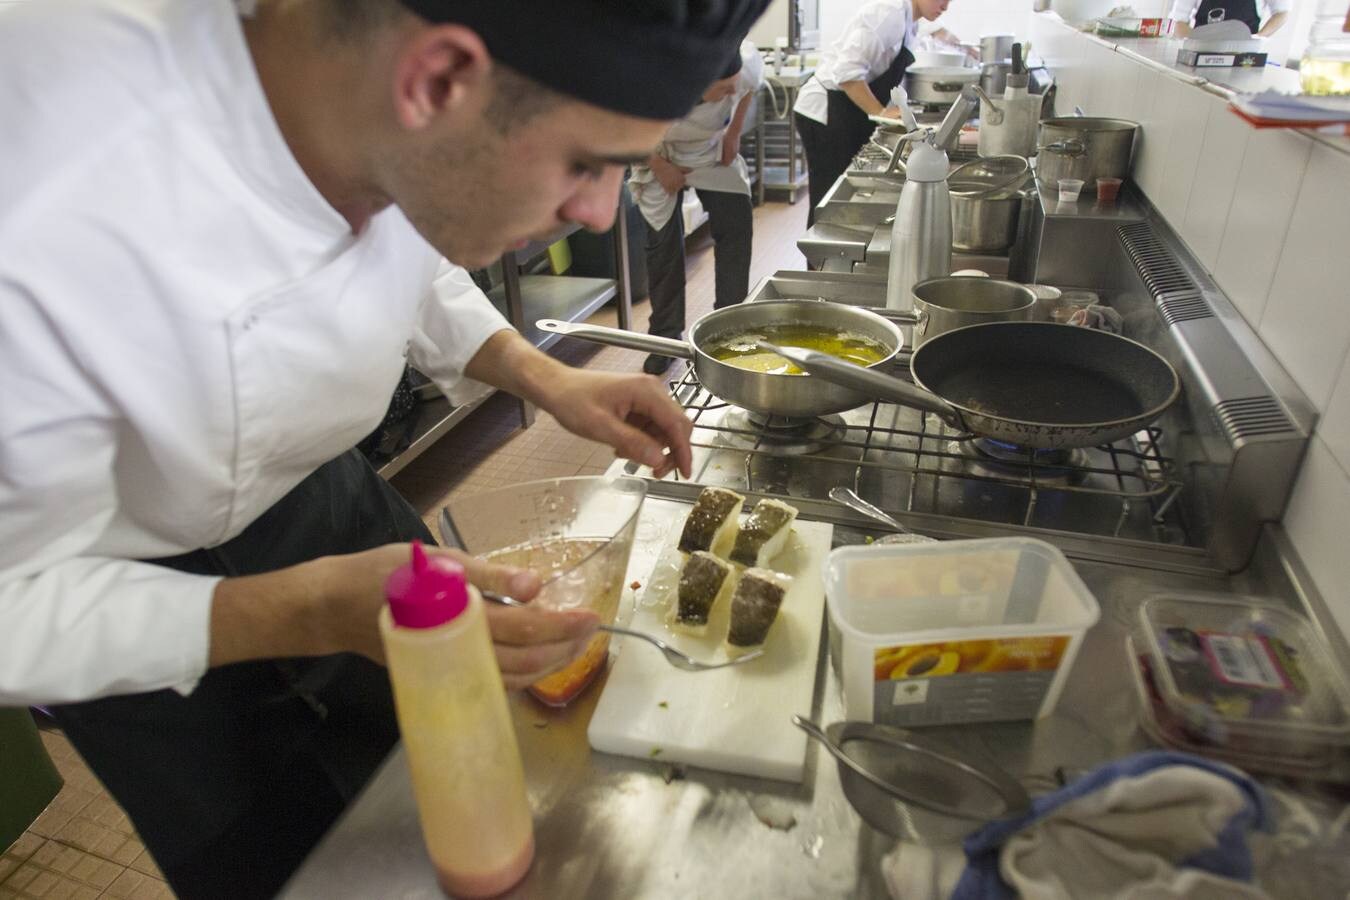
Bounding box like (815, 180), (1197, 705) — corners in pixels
(1230, 91), (1350, 128)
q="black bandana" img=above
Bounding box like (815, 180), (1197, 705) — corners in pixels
(396, 1), (769, 120)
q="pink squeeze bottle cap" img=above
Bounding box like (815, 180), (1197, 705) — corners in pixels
(385, 541), (469, 628)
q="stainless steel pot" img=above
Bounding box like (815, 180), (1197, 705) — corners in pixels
(1036, 117), (1139, 185)
(950, 191), (1021, 252)
(537, 299), (904, 420)
(912, 277), (1036, 346)
(904, 66), (980, 106)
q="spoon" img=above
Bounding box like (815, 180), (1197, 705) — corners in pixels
(479, 591), (764, 672)
(828, 486), (938, 544)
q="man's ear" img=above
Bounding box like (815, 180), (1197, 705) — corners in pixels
(391, 24), (491, 131)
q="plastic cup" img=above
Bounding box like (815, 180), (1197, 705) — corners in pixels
(1057, 178), (1085, 203)
(439, 476), (648, 707)
(1096, 177), (1123, 204)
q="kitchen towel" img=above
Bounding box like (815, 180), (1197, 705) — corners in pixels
(883, 750), (1273, 900)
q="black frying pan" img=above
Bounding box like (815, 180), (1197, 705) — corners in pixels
(769, 321), (1180, 450)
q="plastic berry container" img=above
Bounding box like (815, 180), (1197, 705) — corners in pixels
(1136, 593), (1350, 761)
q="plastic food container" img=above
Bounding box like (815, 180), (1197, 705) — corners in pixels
(824, 538), (1101, 727)
(1125, 635), (1338, 777)
(1136, 593), (1350, 761)
(1096, 176), (1123, 204)
(1057, 178), (1084, 203)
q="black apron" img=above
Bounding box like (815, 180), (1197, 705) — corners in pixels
(1193, 0), (1261, 34)
(798, 44), (916, 227)
(50, 449), (432, 900)
(826, 44), (917, 162)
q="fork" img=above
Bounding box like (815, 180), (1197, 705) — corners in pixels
(479, 591), (764, 671)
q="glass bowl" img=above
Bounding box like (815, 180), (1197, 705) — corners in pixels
(439, 476), (648, 706)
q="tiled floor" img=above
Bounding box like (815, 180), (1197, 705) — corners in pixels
(1, 725), (170, 900)
(1, 196), (809, 898)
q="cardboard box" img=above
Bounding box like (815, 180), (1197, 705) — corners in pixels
(1177, 49), (1268, 68)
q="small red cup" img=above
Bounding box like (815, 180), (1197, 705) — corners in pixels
(1097, 177), (1123, 204)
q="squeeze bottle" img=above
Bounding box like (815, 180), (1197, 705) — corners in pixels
(379, 542), (534, 897)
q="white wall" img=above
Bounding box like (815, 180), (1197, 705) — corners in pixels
(819, 0), (1032, 50)
(1032, 11), (1350, 641)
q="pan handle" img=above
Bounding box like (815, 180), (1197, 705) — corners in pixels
(856, 305), (920, 325)
(536, 320), (694, 359)
(765, 344), (964, 430)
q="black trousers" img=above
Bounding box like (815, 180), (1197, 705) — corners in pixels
(645, 187), (754, 340)
(796, 46), (914, 231)
(796, 108), (873, 231)
(50, 449), (432, 900)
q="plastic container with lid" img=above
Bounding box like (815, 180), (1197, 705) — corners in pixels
(1135, 593), (1350, 762)
(824, 537), (1100, 728)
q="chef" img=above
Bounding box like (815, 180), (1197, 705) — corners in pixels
(794, 0), (955, 227)
(0, 0), (765, 897)
(629, 40), (765, 375)
(1169, 0), (1290, 36)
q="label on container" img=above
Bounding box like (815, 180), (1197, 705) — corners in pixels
(871, 636), (1070, 726)
(873, 636), (1069, 681)
(1200, 632), (1289, 691)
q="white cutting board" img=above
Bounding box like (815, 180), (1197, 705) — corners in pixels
(588, 498), (833, 783)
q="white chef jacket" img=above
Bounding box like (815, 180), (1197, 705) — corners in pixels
(0, 0), (511, 704)
(795, 0), (918, 126)
(629, 41), (766, 231)
(1167, 0), (1290, 24)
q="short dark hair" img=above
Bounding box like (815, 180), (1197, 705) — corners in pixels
(320, 0), (562, 132)
(319, 0), (407, 41)
(482, 63), (566, 134)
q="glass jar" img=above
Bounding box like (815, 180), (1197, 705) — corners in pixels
(1300, 0), (1350, 96)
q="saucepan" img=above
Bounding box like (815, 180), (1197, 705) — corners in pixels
(537, 299), (905, 419)
(911, 277), (1037, 347)
(769, 321), (1181, 450)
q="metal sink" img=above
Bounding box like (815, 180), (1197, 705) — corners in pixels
(813, 173), (906, 228)
(746, 268), (890, 307)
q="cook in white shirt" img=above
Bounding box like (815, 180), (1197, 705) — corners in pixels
(628, 40), (765, 374)
(794, 0), (954, 227)
(1169, 0), (1290, 37)
(0, 0), (764, 894)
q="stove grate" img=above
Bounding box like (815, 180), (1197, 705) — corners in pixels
(666, 365), (1183, 537)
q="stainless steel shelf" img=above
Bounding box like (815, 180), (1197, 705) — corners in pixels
(489, 274), (617, 352)
(375, 390), (495, 479)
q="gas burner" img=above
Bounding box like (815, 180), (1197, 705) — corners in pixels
(717, 408), (847, 456)
(957, 438), (1090, 486)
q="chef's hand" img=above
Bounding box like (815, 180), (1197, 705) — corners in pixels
(650, 155), (691, 195)
(536, 367), (694, 479)
(462, 331), (693, 478)
(311, 544), (600, 689)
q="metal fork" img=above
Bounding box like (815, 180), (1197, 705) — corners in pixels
(479, 591), (764, 672)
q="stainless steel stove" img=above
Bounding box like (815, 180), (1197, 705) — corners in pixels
(623, 196), (1316, 577)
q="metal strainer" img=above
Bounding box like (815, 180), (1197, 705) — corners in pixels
(794, 716), (1030, 844)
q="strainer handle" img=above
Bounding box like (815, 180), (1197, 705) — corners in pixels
(792, 715), (908, 803)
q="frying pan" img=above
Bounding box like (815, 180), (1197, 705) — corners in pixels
(769, 321), (1180, 450)
(538, 299), (905, 419)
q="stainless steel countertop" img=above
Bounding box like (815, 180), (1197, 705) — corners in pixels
(280, 509), (1350, 899)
